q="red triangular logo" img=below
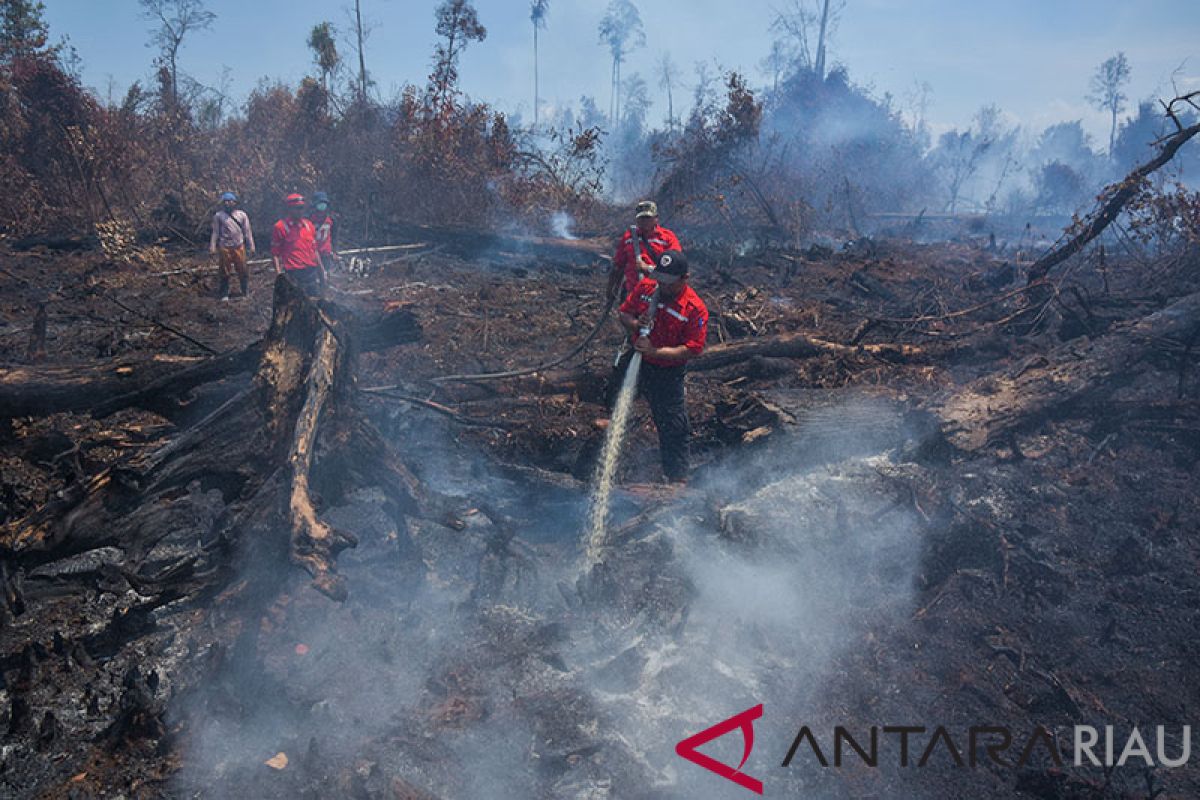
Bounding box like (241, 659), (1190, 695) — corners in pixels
(675, 704), (764, 795)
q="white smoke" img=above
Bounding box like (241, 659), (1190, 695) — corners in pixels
(551, 211), (578, 240)
(169, 397), (930, 798)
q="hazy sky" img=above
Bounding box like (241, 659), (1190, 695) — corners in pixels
(43, 0), (1200, 145)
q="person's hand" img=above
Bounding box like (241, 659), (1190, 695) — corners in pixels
(633, 337), (654, 356)
(606, 270), (622, 299)
(637, 310), (653, 328)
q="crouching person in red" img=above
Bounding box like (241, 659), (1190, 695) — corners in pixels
(617, 249), (708, 484)
(271, 193), (326, 295)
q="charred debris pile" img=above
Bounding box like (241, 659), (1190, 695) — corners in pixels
(2, 112), (1200, 800)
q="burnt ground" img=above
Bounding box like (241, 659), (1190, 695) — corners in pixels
(1, 226), (1199, 799)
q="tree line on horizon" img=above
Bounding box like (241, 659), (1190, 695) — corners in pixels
(0, 0), (1196, 249)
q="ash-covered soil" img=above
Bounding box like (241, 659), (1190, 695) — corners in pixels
(2, 229), (1199, 799)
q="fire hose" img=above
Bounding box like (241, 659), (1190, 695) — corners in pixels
(427, 228), (659, 385)
(388, 229), (654, 386)
(427, 290), (619, 385)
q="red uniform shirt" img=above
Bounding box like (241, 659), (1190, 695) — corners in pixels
(613, 225), (682, 295)
(309, 213), (335, 255)
(620, 277), (709, 367)
(271, 218), (320, 271)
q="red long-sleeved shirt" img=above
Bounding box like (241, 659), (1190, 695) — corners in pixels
(620, 277), (709, 367)
(271, 218), (320, 271)
(612, 225), (682, 295)
(309, 213), (336, 255)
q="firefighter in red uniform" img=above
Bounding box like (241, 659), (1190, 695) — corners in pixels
(607, 200), (682, 299)
(616, 249), (708, 484)
(309, 191), (338, 274)
(271, 194), (325, 295)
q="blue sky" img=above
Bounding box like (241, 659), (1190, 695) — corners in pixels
(43, 0), (1199, 144)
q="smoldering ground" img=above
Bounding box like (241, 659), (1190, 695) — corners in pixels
(166, 395), (933, 799)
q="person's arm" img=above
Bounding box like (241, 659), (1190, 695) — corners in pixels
(209, 214), (219, 254)
(618, 289), (651, 336)
(270, 224), (284, 274)
(635, 235), (655, 275)
(241, 213), (255, 253)
(613, 233), (628, 272)
(606, 263), (624, 300)
(635, 303), (707, 363)
(633, 339), (695, 362)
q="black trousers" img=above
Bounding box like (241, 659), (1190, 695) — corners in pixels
(606, 351), (691, 481)
(285, 266), (323, 296)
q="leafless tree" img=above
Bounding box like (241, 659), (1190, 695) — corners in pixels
(656, 52), (679, 130)
(138, 0), (215, 109)
(597, 0), (645, 127)
(769, 0), (844, 80)
(1088, 52), (1131, 156)
(530, 0), (549, 128)
(349, 0), (369, 104)
(934, 129), (992, 213)
(760, 40), (791, 95)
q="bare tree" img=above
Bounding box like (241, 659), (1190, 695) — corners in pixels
(308, 21), (340, 93)
(760, 40), (791, 95)
(350, 0), (369, 104)
(1088, 52), (1131, 156)
(691, 60), (716, 117)
(903, 80), (933, 131)
(934, 129), (992, 213)
(597, 0), (645, 127)
(813, 0), (833, 79)
(139, 0), (216, 109)
(429, 0), (487, 110)
(530, 0), (549, 128)
(769, 0), (843, 80)
(656, 52), (679, 131)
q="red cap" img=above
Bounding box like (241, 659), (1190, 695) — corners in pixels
(285, 193), (305, 207)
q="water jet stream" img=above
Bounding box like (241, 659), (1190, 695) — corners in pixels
(584, 350), (643, 565)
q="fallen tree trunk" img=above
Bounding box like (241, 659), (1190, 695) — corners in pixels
(692, 332), (925, 371)
(1, 277), (441, 605)
(936, 289), (1200, 450)
(0, 303), (420, 420)
(0, 354), (214, 419)
(1026, 94), (1200, 285)
(423, 331), (927, 406)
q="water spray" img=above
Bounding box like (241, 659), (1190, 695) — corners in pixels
(584, 285), (660, 566)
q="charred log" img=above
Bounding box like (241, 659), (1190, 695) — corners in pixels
(0, 305), (420, 420)
(937, 289), (1200, 450)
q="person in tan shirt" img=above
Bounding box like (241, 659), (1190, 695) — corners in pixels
(209, 191), (255, 299)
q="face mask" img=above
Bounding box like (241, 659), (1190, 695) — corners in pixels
(316, 203), (328, 212)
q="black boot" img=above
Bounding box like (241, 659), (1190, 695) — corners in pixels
(239, 275), (249, 296)
(218, 275), (230, 299)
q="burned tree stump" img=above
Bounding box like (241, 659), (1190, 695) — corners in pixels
(1, 276), (434, 606)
